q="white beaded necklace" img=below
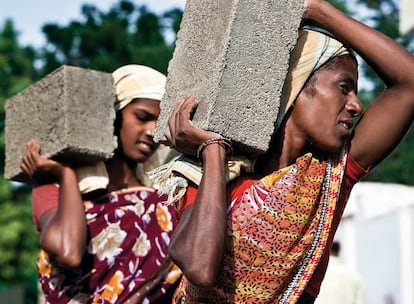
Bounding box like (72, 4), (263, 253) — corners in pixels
(279, 157), (333, 304)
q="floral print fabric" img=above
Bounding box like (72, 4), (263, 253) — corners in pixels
(37, 187), (180, 303)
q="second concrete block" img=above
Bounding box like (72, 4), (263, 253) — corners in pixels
(155, 0), (305, 154)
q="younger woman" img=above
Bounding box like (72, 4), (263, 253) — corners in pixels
(21, 64), (180, 303)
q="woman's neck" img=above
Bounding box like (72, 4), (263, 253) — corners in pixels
(105, 154), (143, 192)
(256, 122), (308, 176)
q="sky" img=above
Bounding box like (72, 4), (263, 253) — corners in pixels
(0, 0), (186, 47)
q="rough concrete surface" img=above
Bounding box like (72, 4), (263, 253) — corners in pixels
(4, 65), (117, 183)
(155, 0), (305, 154)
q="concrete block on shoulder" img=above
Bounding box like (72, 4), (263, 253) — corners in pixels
(4, 65), (117, 183)
(155, 0), (305, 154)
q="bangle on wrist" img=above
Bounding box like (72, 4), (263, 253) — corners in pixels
(196, 137), (233, 161)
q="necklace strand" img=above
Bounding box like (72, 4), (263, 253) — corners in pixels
(279, 158), (333, 304)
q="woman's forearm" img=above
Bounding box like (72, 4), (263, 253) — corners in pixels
(305, 0), (414, 169)
(40, 167), (87, 268)
(169, 144), (228, 287)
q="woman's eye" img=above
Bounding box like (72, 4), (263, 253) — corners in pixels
(340, 82), (354, 95)
(135, 111), (157, 122)
(340, 83), (348, 93)
(339, 78), (357, 95)
(135, 113), (149, 121)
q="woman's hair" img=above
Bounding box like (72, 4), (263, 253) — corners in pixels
(113, 109), (123, 138)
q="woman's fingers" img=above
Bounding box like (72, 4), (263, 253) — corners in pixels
(175, 99), (185, 135)
(168, 95), (198, 144)
(21, 139), (52, 175)
(178, 95), (198, 120)
(168, 99), (185, 146)
(167, 95), (222, 156)
(164, 126), (172, 144)
(176, 95), (199, 133)
(20, 161), (33, 176)
(21, 140), (38, 177)
(20, 139), (67, 184)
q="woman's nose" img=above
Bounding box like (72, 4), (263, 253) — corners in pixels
(346, 93), (363, 117)
(146, 122), (156, 137)
(146, 128), (154, 137)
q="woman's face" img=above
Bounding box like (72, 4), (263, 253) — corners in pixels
(289, 55), (363, 153)
(119, 98), (160, 163)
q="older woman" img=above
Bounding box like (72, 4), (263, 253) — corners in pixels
(21, 65), (180, 303)
(163, 0), (414, 303)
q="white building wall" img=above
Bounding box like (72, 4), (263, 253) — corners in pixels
(399, 206), (414, 304)
(333, 182), (414, 304)
(358, 212), (400, 304)
(400, 0), (414, 34)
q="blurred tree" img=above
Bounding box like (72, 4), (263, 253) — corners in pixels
(40, 0), (182, 74)
(329, 0), (350, 13)
(130, 6), (171, 73)
(0, 19), (39, 304)
(0, 20), (39, 121)
(162, 7), (184, 36)
(0, 182), (38, 304)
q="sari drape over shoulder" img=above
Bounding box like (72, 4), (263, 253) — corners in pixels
(173, 148), (348, 303)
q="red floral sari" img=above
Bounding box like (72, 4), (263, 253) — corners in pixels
(37, 186), (181, 303)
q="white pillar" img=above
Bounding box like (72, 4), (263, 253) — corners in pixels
(400, 0), (414, 34)
(399, 205), (414, 304)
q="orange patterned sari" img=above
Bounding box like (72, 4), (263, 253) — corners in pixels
(173, 148), (347, 304)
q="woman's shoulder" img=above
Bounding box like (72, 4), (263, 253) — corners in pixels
(32, 183), (59, 197)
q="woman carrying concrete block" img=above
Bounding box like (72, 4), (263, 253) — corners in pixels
(20, 65), (181, 303)
(162, 0), (414, 303)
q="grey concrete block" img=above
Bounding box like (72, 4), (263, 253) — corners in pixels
(4, 65), (117, 183)
(155, 0), (304, 154)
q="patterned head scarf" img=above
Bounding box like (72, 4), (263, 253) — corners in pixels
(77, 64), (170, 193)
(112, 64), (166, 111)
(276, 28), (355, 127)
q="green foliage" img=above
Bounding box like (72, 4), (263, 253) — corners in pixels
(0, 180), (38, 304)
(328, 0), (351, 14)
(0, 20), (39, 116)
(0, 21), (39, 302)
(163, 8), (184, 35)
(0, 184), (38, 278)
(39, 0), (181, 74)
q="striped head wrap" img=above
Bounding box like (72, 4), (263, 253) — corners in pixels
(277, 28), (355, 128)
(112, 64), (166, 111)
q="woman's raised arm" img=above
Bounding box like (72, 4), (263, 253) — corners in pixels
(303, 0), (414, 169)
(21, 139), (87, 268)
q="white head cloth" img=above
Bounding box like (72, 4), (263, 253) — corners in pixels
(77, 64), (168, 194)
